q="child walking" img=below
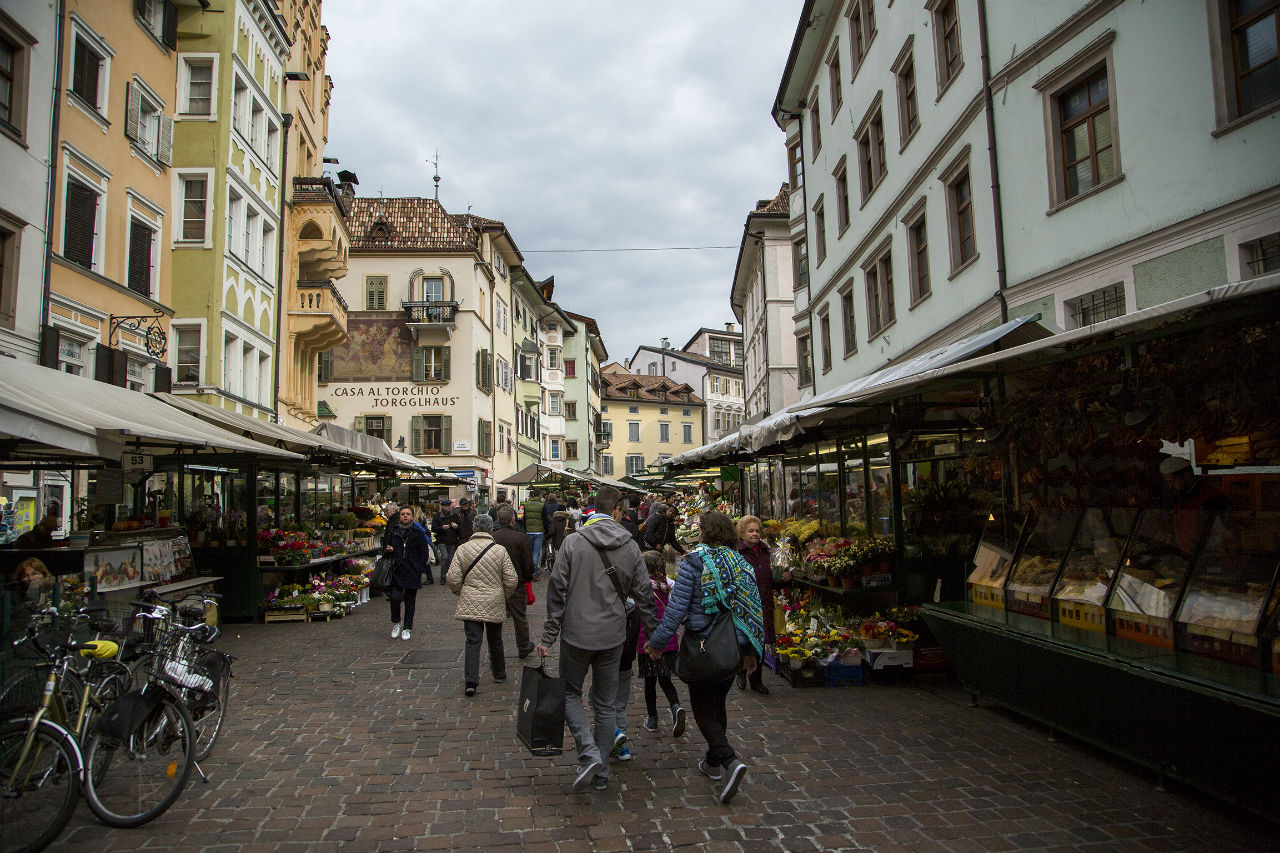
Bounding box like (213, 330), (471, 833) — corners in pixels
(638, 550), (686, 737)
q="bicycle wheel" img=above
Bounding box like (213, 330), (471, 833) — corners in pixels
(0, 718), (81, 853)
(0, 667), (85, 722)
(81, 688), (195, 828)
(189, 653), (231, 762)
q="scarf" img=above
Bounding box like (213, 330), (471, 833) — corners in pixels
(697, 544), (765, 658)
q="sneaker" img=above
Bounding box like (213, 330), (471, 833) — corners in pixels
(642, 715), (658, 732)
(572, 759), (602, 791)
(609, 728), (628, 758)
(698, 759), (722, 781)
(391, 624), (401, 639)
(615, 743), (632, 761)
(719, 759), (748, 804)
(401, 629), (411, 640)
(591, 776), (609, 791)
(672, 705), (687, 738)
(464, 685), (476, 697)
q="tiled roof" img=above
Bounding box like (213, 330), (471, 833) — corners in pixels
(754, 183), (790, 215)
(601, 371), (704, 406)
(348, 197), (480, 252)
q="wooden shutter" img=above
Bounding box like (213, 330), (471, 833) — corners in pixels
(72, 39), (99, 106)
(441, 415), (452, 452)
(482, 350), (493, 392)
(317, 350), (331, 382)
(162, 1), (178, 49)
(410, 415), (423, 454)
(112, 350), (128, 387)
(40, 325), (61, 368)
(158, 113), (173, 165)
(95, 345), (112, 383)
(441, 346), (450, 380)
(154, 364), (172, 393)
(128, 220), (153, 295)
(412, 346), (425, 382)
(126, 82), (142, 141)
(63, 181), (97, 268)
(352, 415), (365, 433)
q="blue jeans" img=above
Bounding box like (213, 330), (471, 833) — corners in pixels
(527, 532), (544, 572)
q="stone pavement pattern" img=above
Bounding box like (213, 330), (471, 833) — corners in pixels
(48, 580), (1278, 852)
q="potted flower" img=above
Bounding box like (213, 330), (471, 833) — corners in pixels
(860, 614), (897, 649)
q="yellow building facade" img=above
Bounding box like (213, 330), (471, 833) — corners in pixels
(600, 365), (704, 479)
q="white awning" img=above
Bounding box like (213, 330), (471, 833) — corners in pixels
(154, 392), (373, 462)
(309, 421), (398, 465)
(390, 450), (435, 473)
(0, 359), (302, 461)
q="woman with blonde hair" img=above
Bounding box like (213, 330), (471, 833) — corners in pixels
(736, 515), (779, 693)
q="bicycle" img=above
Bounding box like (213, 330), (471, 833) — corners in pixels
(126, 594), (233, 763)
(0, 607), (197, 853)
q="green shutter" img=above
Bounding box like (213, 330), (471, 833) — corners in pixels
(442, 415), (452, 452)
(441, 346), (450, 380)
(317, 350), (331, 383)
(411, 415), (423, 454)
(412, 346), (425, 382)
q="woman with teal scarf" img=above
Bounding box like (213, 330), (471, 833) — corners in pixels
(645, 511), (764, 804)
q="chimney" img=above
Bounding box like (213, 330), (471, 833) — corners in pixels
(725, 322), (734, 333)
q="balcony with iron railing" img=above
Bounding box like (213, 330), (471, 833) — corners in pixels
(403, 300), (459, 335)
(289, 280), (349, 350)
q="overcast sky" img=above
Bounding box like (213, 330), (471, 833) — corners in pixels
(322, 1), (800, 365)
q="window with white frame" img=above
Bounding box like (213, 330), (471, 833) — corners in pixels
(243, 207), (258, 266)
(70, 24), (109, 115)
(125, 355), (149, 392)
(62, 172), (104, 271)
(602, 455), (614, 475)
(232, 75), (248, 135)
(547, 347), (559, 370)
(548, 392), (561, 416)
(659, 422), (670, 443)
(126, 215), (156, 297)
(179, 55), (215, 116)
(260, 221), (274, 280)
(647, 362), (657, 375)
(549, 438), (561, 460)
(174, 325), (200, 383)
(1242, 231), (1280, 278)
(628, 405), (638, 414)
(627, 421), (640, 442)
(626, 454), (645, 475)
(126, 78), (171, 165)
(134, 0), (175, 47)
(226, 188), (243, 257)
(56, 333), (88, 376)
(178, 173), (209, 242)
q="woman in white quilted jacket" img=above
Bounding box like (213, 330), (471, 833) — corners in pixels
(447, 513), (519, 696)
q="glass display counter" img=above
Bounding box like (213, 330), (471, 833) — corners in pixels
(1175, 511), (1280, 671)
(966, 508), (1025, 614)
(1053, 508), (1138, 636)
(1006, 509), (1080, 623)
(1106, 509), (1197, 650)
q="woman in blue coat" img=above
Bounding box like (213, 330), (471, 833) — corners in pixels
(383, 505), (428, 640)
(644, 511), (764, 805)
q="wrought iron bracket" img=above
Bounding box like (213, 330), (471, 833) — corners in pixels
(109, 308), (168, 358)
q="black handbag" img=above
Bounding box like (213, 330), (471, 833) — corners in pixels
(371, 555), (393, 590)
(516, 663), (565, 756)
(675, 610), (743, 684)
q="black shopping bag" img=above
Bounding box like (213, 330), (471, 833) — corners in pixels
(516, 663), (565, 756)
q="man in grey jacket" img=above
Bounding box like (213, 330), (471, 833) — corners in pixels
(536, 485), (659, 792)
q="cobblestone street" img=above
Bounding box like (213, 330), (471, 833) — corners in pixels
(49, 583), (1278, 853)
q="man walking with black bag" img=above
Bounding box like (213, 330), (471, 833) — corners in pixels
(536, 486), (659, 792)
(492, 506), (535, 659)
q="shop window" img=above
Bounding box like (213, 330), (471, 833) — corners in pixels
(1066, 283), (1126, 329)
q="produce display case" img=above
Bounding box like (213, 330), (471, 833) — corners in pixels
(965, 508), (1026, 614)
(1005, 508), (1080, 624)
(1105, 509), (1197, 651)
(1175, 510), (1280, 673)
(1053, 507), (1139, 637)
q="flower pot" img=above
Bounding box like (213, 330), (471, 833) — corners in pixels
(840, 576), (856, 590)
(318, 601), (333, 612)
(826, 574), (840, 588)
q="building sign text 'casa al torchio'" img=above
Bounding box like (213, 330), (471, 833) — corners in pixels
(331, 384), (460, 408)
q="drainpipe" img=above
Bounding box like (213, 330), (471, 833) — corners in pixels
(977, 0), (1009, 324)
(40, 0), (67, 352)
(272, 112), (292, 421)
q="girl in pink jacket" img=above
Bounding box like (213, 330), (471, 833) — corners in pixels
(638, 550), (687, 737)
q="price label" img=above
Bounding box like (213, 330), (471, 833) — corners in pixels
(809, 617), (818, 632)
(122, 452), (153, 472)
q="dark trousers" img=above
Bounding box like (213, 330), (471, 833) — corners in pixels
(389, 585), (417, 630)
(505, 588), (531, 654)
(463, 620), (505, 686)
(644, 675), (681, 717)
(686, 676), (736, 768)
(438, 543), (455, 577)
